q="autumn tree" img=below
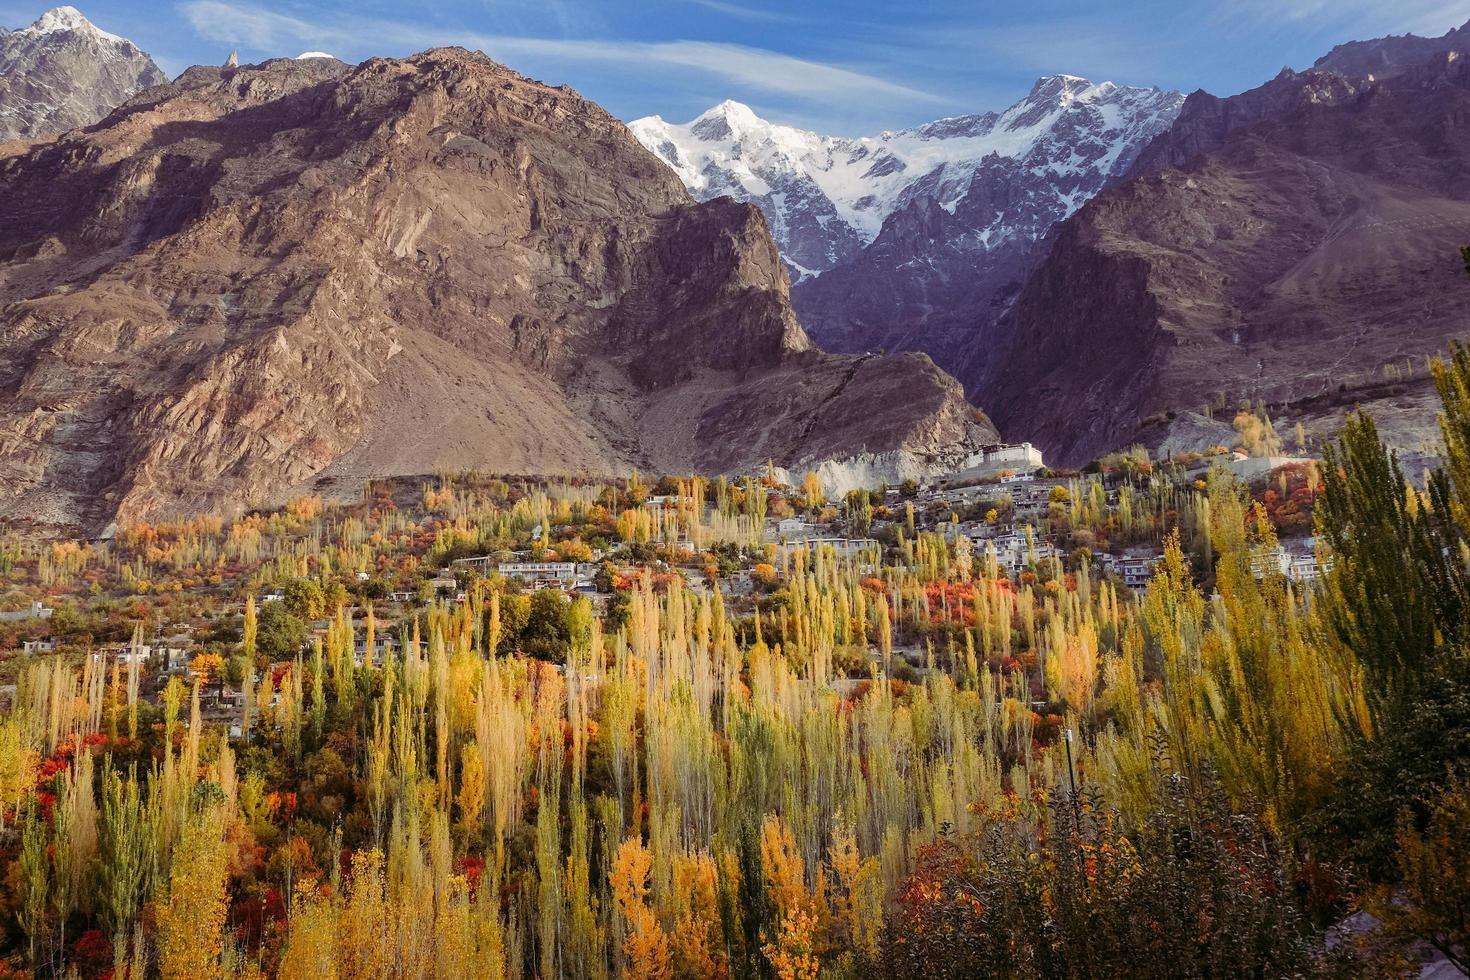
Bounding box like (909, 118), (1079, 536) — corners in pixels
(156, 802), (231, 980)
(1317, 408), (1470, 871)
(1234, 406), (1283, 458)
(610, 837), (670, 979)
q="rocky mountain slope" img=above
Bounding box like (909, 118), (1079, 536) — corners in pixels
(0, 49), (993, 533)
(977, 20), (1470, 466)
(0, 6), (165, 142)
(1313, 19), (1470, 80)
(631, 79), (1183, 376)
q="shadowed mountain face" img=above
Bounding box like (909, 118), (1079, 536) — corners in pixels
(976, 25), (1470, 466)
(0, 49), (993, 533)
(1313, 19), (1470, 80)
(0, 6), (166, 142)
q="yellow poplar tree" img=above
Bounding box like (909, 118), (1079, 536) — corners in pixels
(156, 807), (230, 980)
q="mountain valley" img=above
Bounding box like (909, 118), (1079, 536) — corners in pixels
(1, 5), (1469, 517)
(632, 79), (1185, 378)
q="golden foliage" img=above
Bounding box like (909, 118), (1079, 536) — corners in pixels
(155, 808), (230, 980)
(611, 837), (671, 980)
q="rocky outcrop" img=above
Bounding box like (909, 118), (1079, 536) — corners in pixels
(0, 48), (991, 533)
(0, 6), (166, 142)
(979, 43), (1470, 466)
(610, 198), (810, 389)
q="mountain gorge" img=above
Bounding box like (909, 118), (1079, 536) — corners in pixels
(632, 78), (1184, 376)
(0, 46), (992, 533)
(0, 5), (164, 142)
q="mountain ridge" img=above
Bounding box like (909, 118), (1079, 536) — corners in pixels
(0, 47), (993, 534)
(631, 77), (1184, 281)
(1313, 18), (1470, 80)
(977, 25), (1470, 466)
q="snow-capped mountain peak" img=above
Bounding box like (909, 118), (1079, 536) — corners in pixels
(692, 98), (763, 137)
(0, 5), (167, 141)
(1027, 73), (1094, 101)
(21, 6), (124, 45)
(630, 76), (1184, 280)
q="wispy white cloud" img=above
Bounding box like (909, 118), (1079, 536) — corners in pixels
(686, 0), (805, 24)
(177, 0), (935, 106)
(868, 16), (1189, 96)
(181, 2), (337, 50)
(1212, 0), (1470, 37)
(578, 40), (936, 103)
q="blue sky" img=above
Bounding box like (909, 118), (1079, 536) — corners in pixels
(6, 0), (1470, 133)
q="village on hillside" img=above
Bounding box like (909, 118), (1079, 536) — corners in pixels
(0, 433), (1330, 724)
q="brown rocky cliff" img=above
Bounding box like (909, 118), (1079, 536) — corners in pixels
(1128, 69), (1360, 176)
(614, 197), (810, 389)
(0, 48), (987, 533)
(973, 214), (1162, 464)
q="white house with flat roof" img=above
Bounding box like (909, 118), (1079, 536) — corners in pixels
(0, 602), (53, 622)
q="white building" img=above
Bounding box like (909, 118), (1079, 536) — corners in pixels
(968, 522), (1016, 541)
(1116, 553), (1163, 591)
(1251, 545), (1330, 586)
(495, 562), (579, 585)
(988, 443), (1044, 467)
(779, 537), (879, 560)
(974, 443), (1045, 470)
(0, 602), (53, 622)
(94, 643), (152, 666)
(159, 637), (195, 672)
(452, 555), (498, 574)
(1286, 553), (1329, 585)
(1249, 546), (1292, 580)
(774, 518), (815, 539)
(979, 530), (1062, 575)
(354, 634), (393, 667)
